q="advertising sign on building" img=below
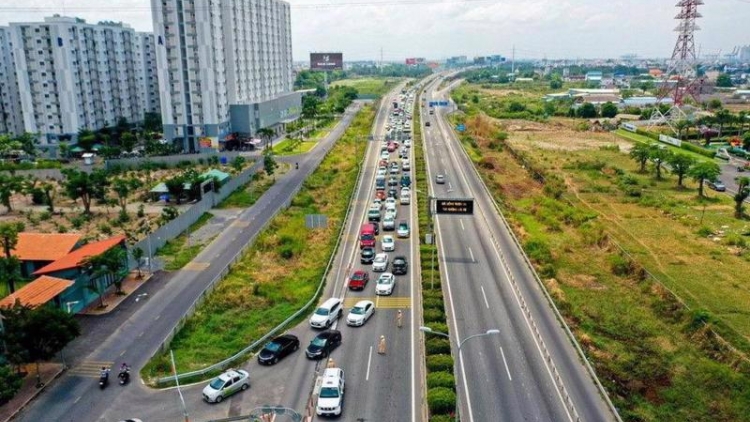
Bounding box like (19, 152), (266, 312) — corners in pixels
(310, 53), (343, 71)
(659, 134), (682, 147)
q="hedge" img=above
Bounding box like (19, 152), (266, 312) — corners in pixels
(429, 415), (453, 422)
(426, 337), (452, 355)
(427, 371), (456, 390)
(423, 308), (446, 324)
(427, 387), (457, 415)
(427, 354), (455, 372)
(680, 141), (716, 158)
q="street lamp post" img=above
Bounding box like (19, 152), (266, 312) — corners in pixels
(420, 326), (500, 422)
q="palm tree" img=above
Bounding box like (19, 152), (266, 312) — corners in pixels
(256, 128), (276, 150)
(714, 109), (733, 138)
(674, 119), (691, 140)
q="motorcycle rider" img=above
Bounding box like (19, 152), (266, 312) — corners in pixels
(100, 366), (110, 377)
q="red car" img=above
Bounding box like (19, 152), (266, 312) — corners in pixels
(375, 190), (386, 200)
(387, 143), (397, 152)
(348, 270), (370, 291)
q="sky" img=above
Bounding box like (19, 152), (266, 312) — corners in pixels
(0, 0), (748, 62)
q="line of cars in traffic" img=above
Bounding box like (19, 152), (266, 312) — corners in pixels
(201, 87), (419, 417)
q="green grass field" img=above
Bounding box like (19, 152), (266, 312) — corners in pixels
(156, 212), (214, 271)
(217, 173), (276, 209)
(331, 77), (400, 97)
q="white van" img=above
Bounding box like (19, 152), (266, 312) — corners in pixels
(310, 298), (343, 329)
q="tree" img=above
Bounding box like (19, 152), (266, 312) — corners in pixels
(639, 81), (655, 93)
(734, 177), (750, 219)
(600, 102), (618, 118)
(0, 174), (23, 212)
(0, 364), (23, 405)
(707, 98), (723, 111)
(112, 178), (142, 214)
(120, 132), (137, 153)
(143, 112), (162, 133)
(131, 247), (144, 278)
(256, 127), (276, 150)
(576, 103), (598, 118)
(549, 78), (563, 90)
(165, 176), (186, 205)
(744, 132), (750, 151)
(302, 95), (320, 122)
(76, 129), (96, 152)
(714, 109), (733, 137)
(0, 305), (80, 388)
(715, 73), (733, 88)
(263, 150), (278, 177)
(84, 246), (128, 300)
(629, 143), (651, 173)
(61, 169), (110, 214)
(58, 142), (70, 160)
(0, 221), (24, 294)
(40, 182), (56, 213)
(231, 156), (246, 172)
(649, 145), (672, 179)
(688, 161), (721, 198)
(674, 119), (691, 140)
(667, 154), (695, 187)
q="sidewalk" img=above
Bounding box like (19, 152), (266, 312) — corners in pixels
(0, 363), (65, 422)
(80, 270), (155, 316)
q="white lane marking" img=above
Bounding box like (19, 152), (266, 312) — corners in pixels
(500, 346), (513, 381)
(74, 396), (81, 404)
(460, 220), (465, 231)
(468, 247), (475, 263)
(119, 350), (126, 357)
(366, 345), (374, 381)
(480, 285), (490, 309)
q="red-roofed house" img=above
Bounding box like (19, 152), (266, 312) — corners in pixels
(3, 234), (128, 314)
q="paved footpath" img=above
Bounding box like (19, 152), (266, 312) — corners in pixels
(9, 102), (365, 422)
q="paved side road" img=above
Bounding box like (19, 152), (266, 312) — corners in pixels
(11, 102), (365, 422)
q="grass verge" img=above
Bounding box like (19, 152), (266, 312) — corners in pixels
(451, 101), (750, 421)
(272, 138), (318, 156)
(217, 172), (276, 209)
(156, 212), (214, 271)
(331, 77), (400, 97)
(142, 105), (376, 382)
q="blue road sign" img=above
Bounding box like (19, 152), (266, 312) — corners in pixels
(456, 124), (466, 132)
(439, 101), (449, 106)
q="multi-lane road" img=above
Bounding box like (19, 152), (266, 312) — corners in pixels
(420, 77), (617, 421)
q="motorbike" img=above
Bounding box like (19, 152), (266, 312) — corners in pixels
(118, 368), (130, 385)
(99, 372), (109, 389)
(295, 162), (299, 170)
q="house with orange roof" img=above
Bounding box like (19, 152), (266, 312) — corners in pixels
(2, 234), (128, 313)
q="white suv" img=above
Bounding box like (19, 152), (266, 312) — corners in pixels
(310, 298), (343, 329)
(317, 367), (345, 416)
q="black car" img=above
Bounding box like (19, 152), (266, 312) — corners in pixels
(257, 334), (300, 365)
(361, 247), (376, 264)
(388, 188), (398, 199)
(306, 330), (342, 359)
(392, 256), (408, 275)
(388, 177), (398, 187)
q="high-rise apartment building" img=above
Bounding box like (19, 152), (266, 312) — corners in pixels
(0, 16), (160, 143)
(0, 27), (24, 136)
(152, 0), (300, 152)
(134, 32), (161, 115)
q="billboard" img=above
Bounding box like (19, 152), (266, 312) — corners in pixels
(405, 57), (426, 66)
(435, 199), (474, 215)
(310, 53), (343, 71)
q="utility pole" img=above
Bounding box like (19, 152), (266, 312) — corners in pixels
(511, 45), (515, 76)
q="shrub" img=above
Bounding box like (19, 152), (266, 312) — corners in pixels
(696, 226), (713, 237)
(426, 354), (454, 372)
(70, 215), (86, 229)
(99, 223), (113, 236)
(524, 239), (553, 265)
(425, 338), (452, 355)
(427, 371), (456, 390)
(423, 296), (444, 309)
(423, 308), (445, 324)
(427, 387), (457, 415)
(38, 210), (52, 221)
(424, 322), (449, 336)
(429, 415), (453, 422)
(137, 204), (145, 218)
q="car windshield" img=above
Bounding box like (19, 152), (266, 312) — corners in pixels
(375, 256), (385, 262)
(209, 377), (226, 390)
(264, 342), (281, 352)
(399, 223), (407, 229)
(351, 307), (365, 315)
(319, 386), (340, 398)
(361, 234), (374, 240)
(315, 308), (329, 316)
(379, 278), (392, 285)
(311, 337), (328, 347)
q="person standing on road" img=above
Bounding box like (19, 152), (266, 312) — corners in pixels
(396, 310), (403, 328)
(378, 335), (387, 355)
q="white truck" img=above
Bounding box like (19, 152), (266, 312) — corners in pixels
(317, 367), (345, 417)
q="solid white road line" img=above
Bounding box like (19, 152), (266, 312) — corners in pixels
(480, 285), (490, 309)
(500, 346), (513, 381)
(460, 219), (465, 231)
(468, 247), (475, 263)
(366, 346), (373, 381)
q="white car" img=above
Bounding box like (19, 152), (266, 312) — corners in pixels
(381, 235), (395, 252)
(376, 168), (387, 177)
(404, 139), (412, 148)
(372, 199), (382, 209)
(385, 197), (397, 208)
(376, 272), (395, 295)
(346, 300), (375, 326)
(202, 369), (250, 403)
(380, 151), (390, 160)
(382, 215), (396, 231)
(397, 221), (410, 238)
(373, 253), (389, 272)
(385, 208), (397, 220)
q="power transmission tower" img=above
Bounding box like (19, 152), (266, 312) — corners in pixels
(652, 0), (706, 132)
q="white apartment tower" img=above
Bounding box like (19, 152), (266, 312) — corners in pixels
(152, 0), (300, 152)
(1, 16), (161, 142)
(0, 27), (24, 136)
(134, 32), (161, 115)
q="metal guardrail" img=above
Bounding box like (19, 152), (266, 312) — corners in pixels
(444, 101), (623, 421)
(153, 104), (371, 385)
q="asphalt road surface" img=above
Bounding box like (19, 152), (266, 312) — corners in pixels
(420, 77), (617, 422)
(12, 102), (365, 422)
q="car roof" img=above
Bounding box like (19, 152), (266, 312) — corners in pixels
(394, 256), (407, 261)
(274, 334), (298, 342)
(317, 330), (341, 339)
(375, 253), (387, 258)
(353, 270), (367, 276)
(354, 300), (374, 307)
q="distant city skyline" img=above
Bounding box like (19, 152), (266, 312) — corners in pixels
(0, 0), (748, 61)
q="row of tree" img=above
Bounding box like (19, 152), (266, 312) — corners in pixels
(629, 143), (750, 217)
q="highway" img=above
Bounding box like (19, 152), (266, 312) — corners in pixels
(12, 102), (365, 422)
(420, 77), (617, 421)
